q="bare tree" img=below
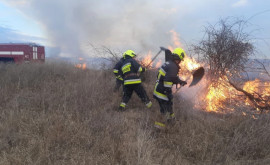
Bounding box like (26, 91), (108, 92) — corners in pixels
(193, 18), (254, 81)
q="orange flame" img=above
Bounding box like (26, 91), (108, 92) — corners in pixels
(156, 29), (270, 115)
(141, 51), (152, 68)
(75, 57), (87, 70)
(169, 30), (183, 48)
(204, 77), (237, 112)
(201, 77), (270, 113)
(243, 79), (270, 107)
(75, 63), (87, 70)
(181, 56), (201, 72)
(167, 30), (201, 74)
(155, 59), (162, 68)
(141, 51), (162, 69)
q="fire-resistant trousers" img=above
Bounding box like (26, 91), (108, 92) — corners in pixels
(154, 95), (173, 114)
(122, 83), (150, 104)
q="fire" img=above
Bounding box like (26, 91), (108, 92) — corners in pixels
(243, 79), (270, 107)
(140, 51), (162, 69)
(243, 79), (260, 94)
(263, 81), (270, 98)
(155, 59), (162, 68)
(167, 30), (201, 75)
(169, 30), (183, 48)
(204, 77), (237, 112)
(75, 63), (87, 70)
(180, 56), (201, 72)
(75, 57), (87, 70)
(140, 29), (270, 115)
(201, 77), (270, 113)
(141, 51), (152, 68)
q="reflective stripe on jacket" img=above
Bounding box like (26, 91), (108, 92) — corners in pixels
(154, 57), (181, 100)
(121, 56), (145, 85)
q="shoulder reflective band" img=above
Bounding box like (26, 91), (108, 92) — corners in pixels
(164, 81), (173, 88)
(122, 63), (131, 74)
(159, 68), (166, 76)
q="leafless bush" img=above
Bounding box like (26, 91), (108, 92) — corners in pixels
(89, 44), (122, 69)
(193, 17), (254, 81)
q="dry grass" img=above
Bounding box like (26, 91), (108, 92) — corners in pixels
(0, 62), (270, 165)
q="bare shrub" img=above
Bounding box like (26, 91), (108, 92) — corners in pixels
(193, 17), (254, 80)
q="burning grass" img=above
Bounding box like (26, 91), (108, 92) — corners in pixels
(0, 62), (270, 164)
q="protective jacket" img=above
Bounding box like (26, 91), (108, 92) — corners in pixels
(121, 56), (146, 85)
(154, 50), (185, 101)
(113, 58), (124, 81)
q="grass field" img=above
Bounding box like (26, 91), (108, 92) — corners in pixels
(0, 62), (270, 165)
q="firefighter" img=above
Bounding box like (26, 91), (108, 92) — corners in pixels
(113, 57), (124, 92)
(118, 50), (152, 111)
(153, 47), (187, 128)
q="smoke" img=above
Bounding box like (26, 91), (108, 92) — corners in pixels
(4, 0), (188, 57)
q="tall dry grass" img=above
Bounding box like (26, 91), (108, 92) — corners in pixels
(0, 62), (270, 165)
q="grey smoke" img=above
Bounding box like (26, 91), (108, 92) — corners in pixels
(3, 0), (270, 58)
(4, 0), (184, 57)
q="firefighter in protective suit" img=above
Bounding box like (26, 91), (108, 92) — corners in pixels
(153, 47), (187, 128)
(113, 57), (124, 92)
(119, 50), (152, 111)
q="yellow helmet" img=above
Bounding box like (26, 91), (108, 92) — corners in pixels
(172, 48), (185, 60)
(123, 50), (136, 58)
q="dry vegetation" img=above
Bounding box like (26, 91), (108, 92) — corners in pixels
(0, 62), (270, 165)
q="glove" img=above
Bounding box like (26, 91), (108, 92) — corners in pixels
(160, 46), (167, 51)
(180, 81), (187, 86)
(143, 67), (147, 72)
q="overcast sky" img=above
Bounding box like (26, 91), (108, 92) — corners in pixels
(0, 0), (269, 59)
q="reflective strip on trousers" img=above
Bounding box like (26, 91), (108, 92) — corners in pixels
(124, 79), (141, 85)
(154, 121), (165, 127)
(120, 102), (126, 108)
(146, 101), (152, 108)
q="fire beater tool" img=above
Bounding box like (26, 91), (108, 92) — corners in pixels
(175, 66), (205, 93)
(189, 66), (205, 87)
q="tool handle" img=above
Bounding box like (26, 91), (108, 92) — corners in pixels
(146, 48), (163, 68)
